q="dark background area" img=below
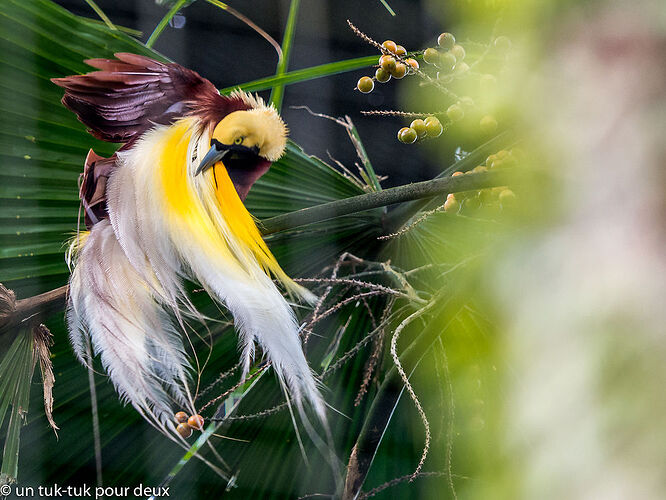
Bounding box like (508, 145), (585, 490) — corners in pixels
(53, 0), (445, 187)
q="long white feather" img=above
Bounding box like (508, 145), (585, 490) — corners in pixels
(67, 116), (326, 431)
(67, 219), (193, 428)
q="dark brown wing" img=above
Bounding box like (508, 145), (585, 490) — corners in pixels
(52, 53), (248, 143)
(55, 53), (256, 228)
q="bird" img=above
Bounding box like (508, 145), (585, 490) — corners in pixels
(52, 53), (325, 434)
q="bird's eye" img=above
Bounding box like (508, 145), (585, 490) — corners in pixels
(234, 137), (243, 145)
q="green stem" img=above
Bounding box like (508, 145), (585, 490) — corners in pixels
(84, 0), (117, 31)
(261, 168), (514, 234)
(269, 0), (300, 111)
(378, 0), (396, 16)
(219, 55), (377, 95)
(146, 0), (189, 48)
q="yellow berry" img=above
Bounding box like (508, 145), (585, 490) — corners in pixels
(472, 165), (488, 173)
(446, 104), (464, 122)
(480, 115), (498, 134)
(423, 48), (439, 65)
(494, 36), (512, 52)
(410, 119), (427, 139)
(405, 58), (419, 71)
(437, 32), (456, 50)
(188, 414), (205, 430)
(450, 44), (466, 61)
(485, 154), (498, 166)
(379, 55), (397, 72)
(391, 62), (407, 79)
(444, 196), (459, 213)
(382, 40), (398, 53)
(375, 67), (391, 83)
(395, 45), (407, 57)
(398, 127), (418, 144)
(357, 76), (374, 93)
(174, 411), (188, 423)
(424, 116), (443, 137)
(439, 52), (457, 71)
(176, 423), (192, 438)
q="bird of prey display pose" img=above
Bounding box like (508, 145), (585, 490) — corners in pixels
(53, 53), (324, 434)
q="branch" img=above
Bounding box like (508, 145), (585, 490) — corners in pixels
(0, 165), (513, 335)
(0, 284), (67, 334)
(261, 168), (513, 234)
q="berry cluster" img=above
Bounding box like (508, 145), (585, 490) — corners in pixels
(352, 23), (512, 144)
(174, 411), (205, 438)
(356, 39), (420, 94)
(422, 32), (468, 78)
(444, 148), (521, 214)
(398, 116), (443, 143)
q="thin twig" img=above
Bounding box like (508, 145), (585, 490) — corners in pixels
(204, 0), (282, 61)
(199, 365), (267, 414)
(359, 471), (450, 499)
(390, 301), (436, 479)
(360, 110), (447, 118)
(377, 205), (446, 240)
(355, 297), (396, 406)
(294, 277), (401, 296)
(195, 363), (241, 404)
(291, 106), (380, 191)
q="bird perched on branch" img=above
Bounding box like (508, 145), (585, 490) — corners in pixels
(52, 53), (324, 434)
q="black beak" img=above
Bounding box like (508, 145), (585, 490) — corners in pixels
(195, 139), (260, 176)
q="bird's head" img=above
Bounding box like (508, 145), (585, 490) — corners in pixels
(195, 104), (288, 200)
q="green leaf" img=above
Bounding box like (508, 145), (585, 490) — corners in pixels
(0, 328), (35, 484)
(269, 0), (300, 111)
(219, 55), (378, 95)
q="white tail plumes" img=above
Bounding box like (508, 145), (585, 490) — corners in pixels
(67, 220), (194, 429)
(66, 116), (326, 434)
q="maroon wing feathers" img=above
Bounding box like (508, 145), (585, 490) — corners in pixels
(52, 53), (245, 142)
(54, 53), (255, 228)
